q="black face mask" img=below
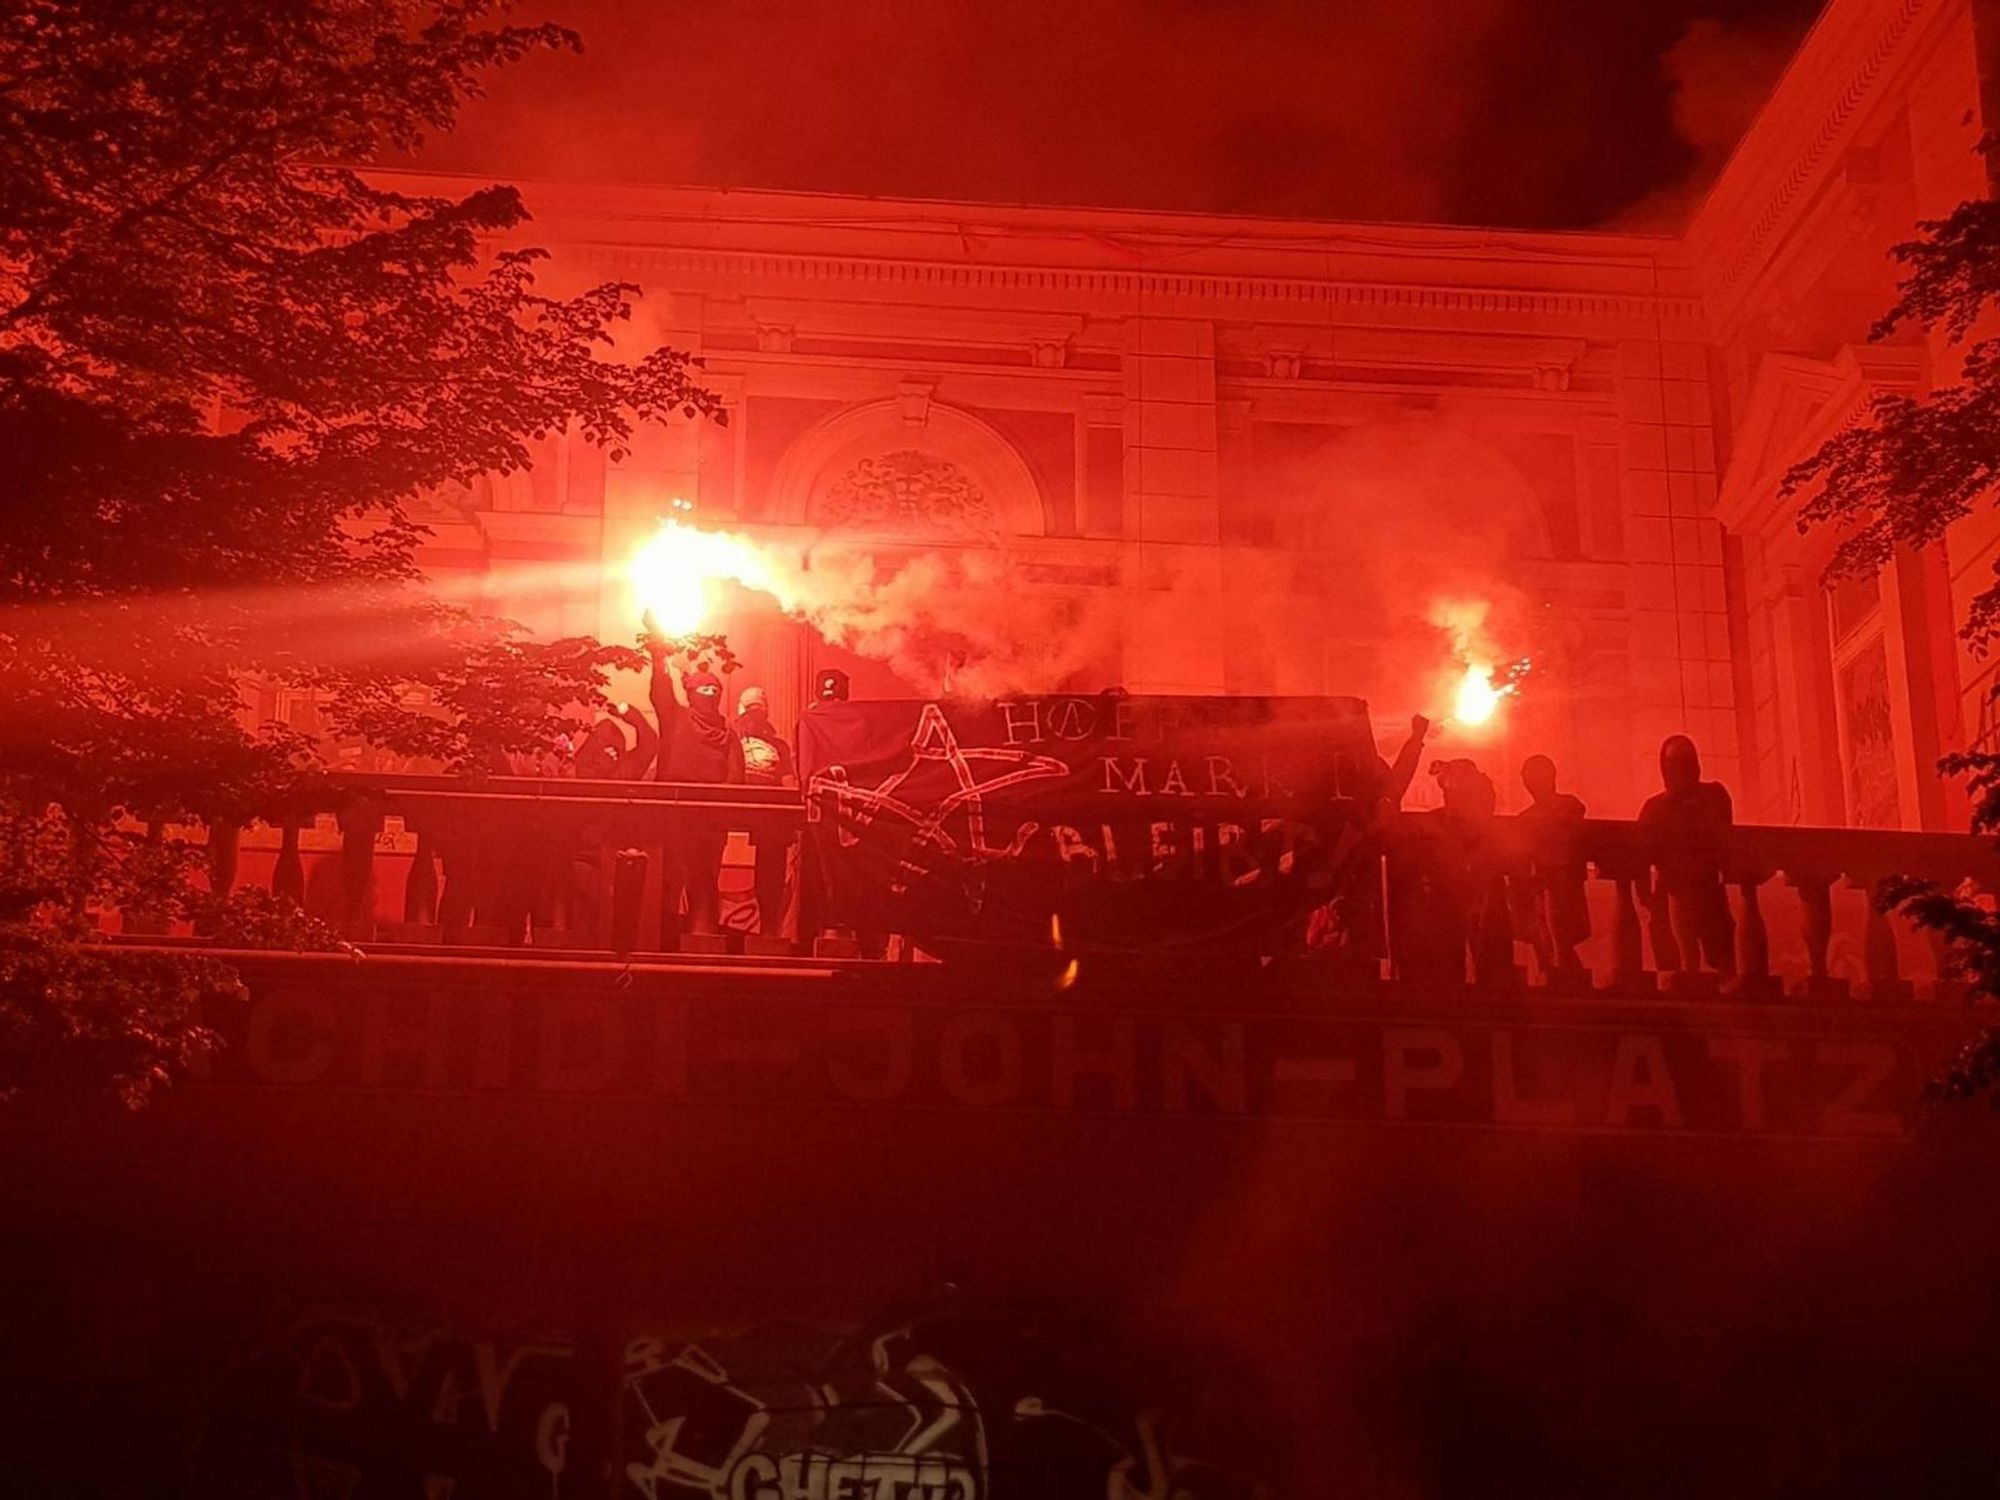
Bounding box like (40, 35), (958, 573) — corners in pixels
(739, 707), (771, 735)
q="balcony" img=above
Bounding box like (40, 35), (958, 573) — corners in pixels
(165, 772), (2000, 1005)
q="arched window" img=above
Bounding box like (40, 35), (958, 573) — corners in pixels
(769, 399), (1049, 542)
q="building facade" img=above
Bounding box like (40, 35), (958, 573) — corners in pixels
(381, 0), (1996, 828)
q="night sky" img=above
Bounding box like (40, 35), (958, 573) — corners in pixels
(424, 0), (1826, 230)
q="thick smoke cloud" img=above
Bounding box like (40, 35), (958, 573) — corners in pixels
(1235, 415), (1541, 720)
(764, 543), (1126, 700)
(1613, 12), (1817, 230)
(424, 0), (1820, 230)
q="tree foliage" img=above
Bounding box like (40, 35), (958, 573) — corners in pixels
(1787, 196), (2000, 648)
(0, 0), (722, 1102)
(1788, 190), (2000, 1106)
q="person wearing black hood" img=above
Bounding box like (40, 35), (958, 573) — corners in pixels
(733, 684), (796, 940)
(647, 634), (744, 945)
(556, 702), (657, 944)
(573, 701), (657, 781)
(1637, 734), (1735, 976)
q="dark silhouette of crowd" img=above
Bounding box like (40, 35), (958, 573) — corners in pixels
(430, 649), (1744, 984)
(433, 638), (801, 951)
(1365, 728), (1740, 988)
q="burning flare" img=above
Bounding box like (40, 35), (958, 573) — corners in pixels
(1452, 660), (1529, 727)
(1430, 597), (1530, 731)
(626, 505), (799, 637)
(620, 505), (1120, 697)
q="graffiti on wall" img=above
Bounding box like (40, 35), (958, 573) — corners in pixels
(620, 1306), (1261, 1500)
(200, 1311), (578, 1497)
(200, 1303), (1263, 1500)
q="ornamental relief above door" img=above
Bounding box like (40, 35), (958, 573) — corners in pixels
(769, 397), (1048, 544)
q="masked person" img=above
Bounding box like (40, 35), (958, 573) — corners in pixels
(733, 685), (796, 940)
(793, 667), (887, 957)
(1328, 713), (1430, 975)
(556, 702), (658, 944)
(648, 640), (744, 946)
(1433, 757), (1514, 985)
(1637, 734), (1735, 976)
(573, 701), (657, 781)
(1514, 754), (1590, 980)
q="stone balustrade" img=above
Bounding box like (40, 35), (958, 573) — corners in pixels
(1377, 813), (1999, 1003)
(187, 775), (2000, 1001)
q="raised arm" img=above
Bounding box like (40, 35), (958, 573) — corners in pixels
(619, 701), (658, 780)
(646, 641), (691, 730)
(1386, 714), (1430, 805)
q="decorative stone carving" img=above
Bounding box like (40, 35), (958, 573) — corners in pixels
(773, 398), (1049, 537)
(817, 451), (997, 542)
(1531, 362), (1572, 393)
(1262, 349), (1304, 380)
(1080, 393), (1123, 428)
(408, 478), (482, 521)
(1029, 339), (1070, 370)
(896, 378), (936, 428)
(754, 323), (795, 354)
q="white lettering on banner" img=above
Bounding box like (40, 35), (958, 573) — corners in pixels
(1050, 825), (1101, 874)
(1205, 756), (1251, 798)
(1044, 698), (1096, 741)
(1099, 756), (1236, 798)
(1102, 757), (1151, 796)
(1258, 757), (1294, 799)
(1214, 824), (1261, 887)
(998, 699), (1040, 746)
(1111, 696), (1139, 741)
(728, 1452), (978, 1500)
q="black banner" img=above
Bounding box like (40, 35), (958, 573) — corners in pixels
(796, 694), (1384, 955)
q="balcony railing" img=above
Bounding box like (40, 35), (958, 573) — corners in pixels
(176, 774), (2000, 1002)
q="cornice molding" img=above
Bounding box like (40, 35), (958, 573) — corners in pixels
(568, 245), (1703, 328)
(732, 296), (1087, 350)
(1691, 0), (1944, 329)
(1715, 344), (1924, 538)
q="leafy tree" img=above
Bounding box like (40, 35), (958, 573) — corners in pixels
(0, 0), (722, 1102)
(1787, 190), (2000, 1106)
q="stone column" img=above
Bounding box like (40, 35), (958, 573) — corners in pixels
(1768, 565), (1845, 825)
(1880, 543), (1963, 829)
(1618, 337), (1738, 794)
(1121, 317), (1222, 693)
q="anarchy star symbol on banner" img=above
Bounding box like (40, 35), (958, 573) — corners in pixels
(809, 704), (1069, 899)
